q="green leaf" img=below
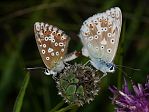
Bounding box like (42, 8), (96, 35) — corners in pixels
(13, 73), (30, 112)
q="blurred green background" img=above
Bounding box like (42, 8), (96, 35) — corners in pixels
(0, 0), (149, 112)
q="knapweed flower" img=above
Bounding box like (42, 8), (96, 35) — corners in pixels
(110, 76), (149, 112)
(55, 64), (101, 106)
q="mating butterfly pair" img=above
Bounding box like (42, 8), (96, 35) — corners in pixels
(34, 7), (122, 76)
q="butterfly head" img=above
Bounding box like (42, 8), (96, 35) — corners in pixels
(90, 59), (115, 74)
(106, 63), (115, 73)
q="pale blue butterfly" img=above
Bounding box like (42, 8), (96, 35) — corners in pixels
(79, 7), (122, 77)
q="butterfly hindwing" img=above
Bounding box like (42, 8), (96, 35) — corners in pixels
(79, 7), (122, 63)
(34, 22), (70, 69)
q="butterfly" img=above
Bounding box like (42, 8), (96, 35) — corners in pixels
(34, 22), (80, 75)
(79, 7), (122, 76)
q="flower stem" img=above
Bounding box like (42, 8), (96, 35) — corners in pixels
(49, 101), (64, 112)
(55, 104), (77, 112)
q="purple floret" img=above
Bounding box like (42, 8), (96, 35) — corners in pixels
(110, 76), (149, 112)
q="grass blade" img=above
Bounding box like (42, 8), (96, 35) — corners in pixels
(13, 73), (30, 112)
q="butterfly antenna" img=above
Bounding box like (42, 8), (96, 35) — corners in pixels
(115, 65), (141, 71)
(25, 67), (46, 70)
(115, 66), (132, 79)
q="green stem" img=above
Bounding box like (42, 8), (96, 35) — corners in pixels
(55, 104), (77, 112)
(117, 21), (126, 88)
(49, 101), (64, 112)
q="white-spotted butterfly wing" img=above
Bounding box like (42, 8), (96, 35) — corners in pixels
(79, 7), (122, 74)
(34, 22), (70, 75)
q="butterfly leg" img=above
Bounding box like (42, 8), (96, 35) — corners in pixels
(64, 62), (70, 65)
(99, 72), (107, 81)
(83, 60), (90, 66)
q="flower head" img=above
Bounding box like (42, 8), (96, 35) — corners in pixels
(110, 76), (149, 112)
(55, 64), (101, 106)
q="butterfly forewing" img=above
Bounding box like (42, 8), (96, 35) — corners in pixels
(34, 22), (69, 69)
(79, 7), (122, 63)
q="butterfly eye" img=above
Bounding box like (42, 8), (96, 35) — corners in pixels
(110, 66), (114, 70)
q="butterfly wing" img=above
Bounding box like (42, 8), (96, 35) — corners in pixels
(79, 7), (122, 63)
(34, 22), (70, 69)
